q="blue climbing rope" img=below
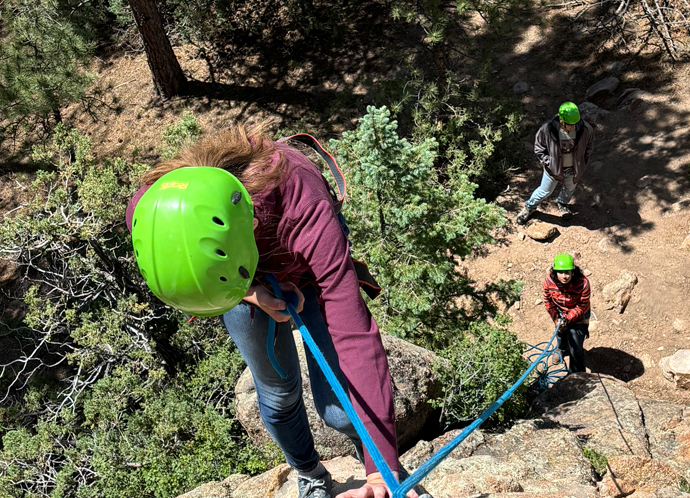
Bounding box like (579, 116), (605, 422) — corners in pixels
(264, 272), (563, 497)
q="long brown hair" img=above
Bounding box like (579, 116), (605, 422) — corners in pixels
(140, 120), (285, 195)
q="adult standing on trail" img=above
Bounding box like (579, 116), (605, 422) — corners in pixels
(542, 254), (591, 373)
(125, 122), (418, 498)
(516, 102), (594, 225)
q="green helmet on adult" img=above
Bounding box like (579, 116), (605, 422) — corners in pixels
(553, 253), (575, 271)
(131, 167), (258, 317)
(558, 102), (580, 125)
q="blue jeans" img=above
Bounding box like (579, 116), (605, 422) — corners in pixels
(222, 285), (360, 472)
(526, 169), (577, 209)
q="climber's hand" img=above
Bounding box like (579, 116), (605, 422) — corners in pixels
(335, 472), (418, 498)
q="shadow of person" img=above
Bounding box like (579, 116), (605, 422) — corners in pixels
(587, 347), (645, 381)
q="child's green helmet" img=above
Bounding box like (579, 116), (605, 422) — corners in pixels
(558, 102), (580, 125)
(553, 253), (575, 271)
(131, 167), (258, 317)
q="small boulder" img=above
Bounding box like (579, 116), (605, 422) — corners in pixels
(602, 270), (638, 312)
(234, 332), (446, 459)
(597, 236), (620, 254)
(525, 222), (560, 241)
(585, 77), (620, 100)
(605, 61), (625, 73)
(658, 350), (690, 390)
(578, 102), (610, 125)
(597, 473), (635, 498)
(635, 175), (654, 188)
(618, 88), (650, 112)
(513, 81), (529, 94)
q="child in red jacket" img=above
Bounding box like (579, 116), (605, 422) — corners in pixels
(543, 254), (591, 373)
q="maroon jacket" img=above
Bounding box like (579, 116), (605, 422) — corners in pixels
(542, 268), (591, 324)
(126, 144), (398, 475)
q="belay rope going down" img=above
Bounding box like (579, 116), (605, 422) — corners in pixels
(264, 272), (564, 498)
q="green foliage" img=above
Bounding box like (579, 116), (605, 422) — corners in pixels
(582, 447), (608, 475)
(373, 70), (525, 200)
(430, 318), (528, 426)
(0, 126), (275, 497)
(330, 106), (519, 348)
(0, 0), (96, 136)
(160, 112), (203, 159)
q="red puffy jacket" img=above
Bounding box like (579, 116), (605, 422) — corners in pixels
(543, 268), (591, 324)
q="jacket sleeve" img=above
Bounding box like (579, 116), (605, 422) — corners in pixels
(542, 278), (560, 321)
(583, 125), (594, 166)
(567, 277), (591, 323)
(534, 125), (551, 169)
(281, 198), (398, 476)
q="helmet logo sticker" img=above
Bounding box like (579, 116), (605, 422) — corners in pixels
(231, 192), (242, 204)
(159, 182), (189, 190)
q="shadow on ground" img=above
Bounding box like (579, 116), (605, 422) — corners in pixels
(587, 346), (645, 382)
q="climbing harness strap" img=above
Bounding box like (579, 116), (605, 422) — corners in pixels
(278, 134), (381, 300)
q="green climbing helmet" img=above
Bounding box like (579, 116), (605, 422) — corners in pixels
(558, 102), (580, 125)
(553, 253), (575, 271)
(131, 167), (258, 317)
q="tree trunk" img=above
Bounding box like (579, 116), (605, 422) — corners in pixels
(127, 0), (186, 98)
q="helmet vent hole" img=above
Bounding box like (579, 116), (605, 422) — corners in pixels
(133, 219), (137, 228)
(238, 266), (250, 279)
(219, 276), (227, 282)
(231, 192), (242, 205)
(212, 216), (225, 226)
(135, 250), (139, 257)
(216, 249), (226, 257)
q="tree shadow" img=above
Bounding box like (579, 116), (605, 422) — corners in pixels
(587, 346), (645, 382)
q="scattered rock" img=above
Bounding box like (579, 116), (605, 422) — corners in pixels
(618, 88), (650, 111)
(513, 81), (529, 94)
(635, 175), (654, 188)
(671, 318), (686, 333)
(583, 269), (593, 276)
(597, 236), (620, 254)
(681, 235), (690, 250)
(605, 61), (625, 73)
(578, 101), (610, 124)
(585, 76), (620, 100)
(534, 299), (542, 305)
(602, 270), (638, 312)
(588, 320), (600, 333)
(659, 350), (690, 389)
(591, 193), (602, 208)
(525, 222), (560, 241)
(514, 300), (521, 310)
(517, 232), (526, 241)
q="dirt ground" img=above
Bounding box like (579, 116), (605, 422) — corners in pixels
(2, 3), (689, 405)
(465, 17), (690, 404)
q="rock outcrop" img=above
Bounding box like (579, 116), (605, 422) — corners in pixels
(179, 373), (690, 498)
(234, 332), (446, 460)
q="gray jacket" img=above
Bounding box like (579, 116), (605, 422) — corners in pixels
(534, 115), (594, 184)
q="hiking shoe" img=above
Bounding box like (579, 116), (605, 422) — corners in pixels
(297, 469), (333, 498)
(557, 203), (573, 220)
(516, 206), (535, 225)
